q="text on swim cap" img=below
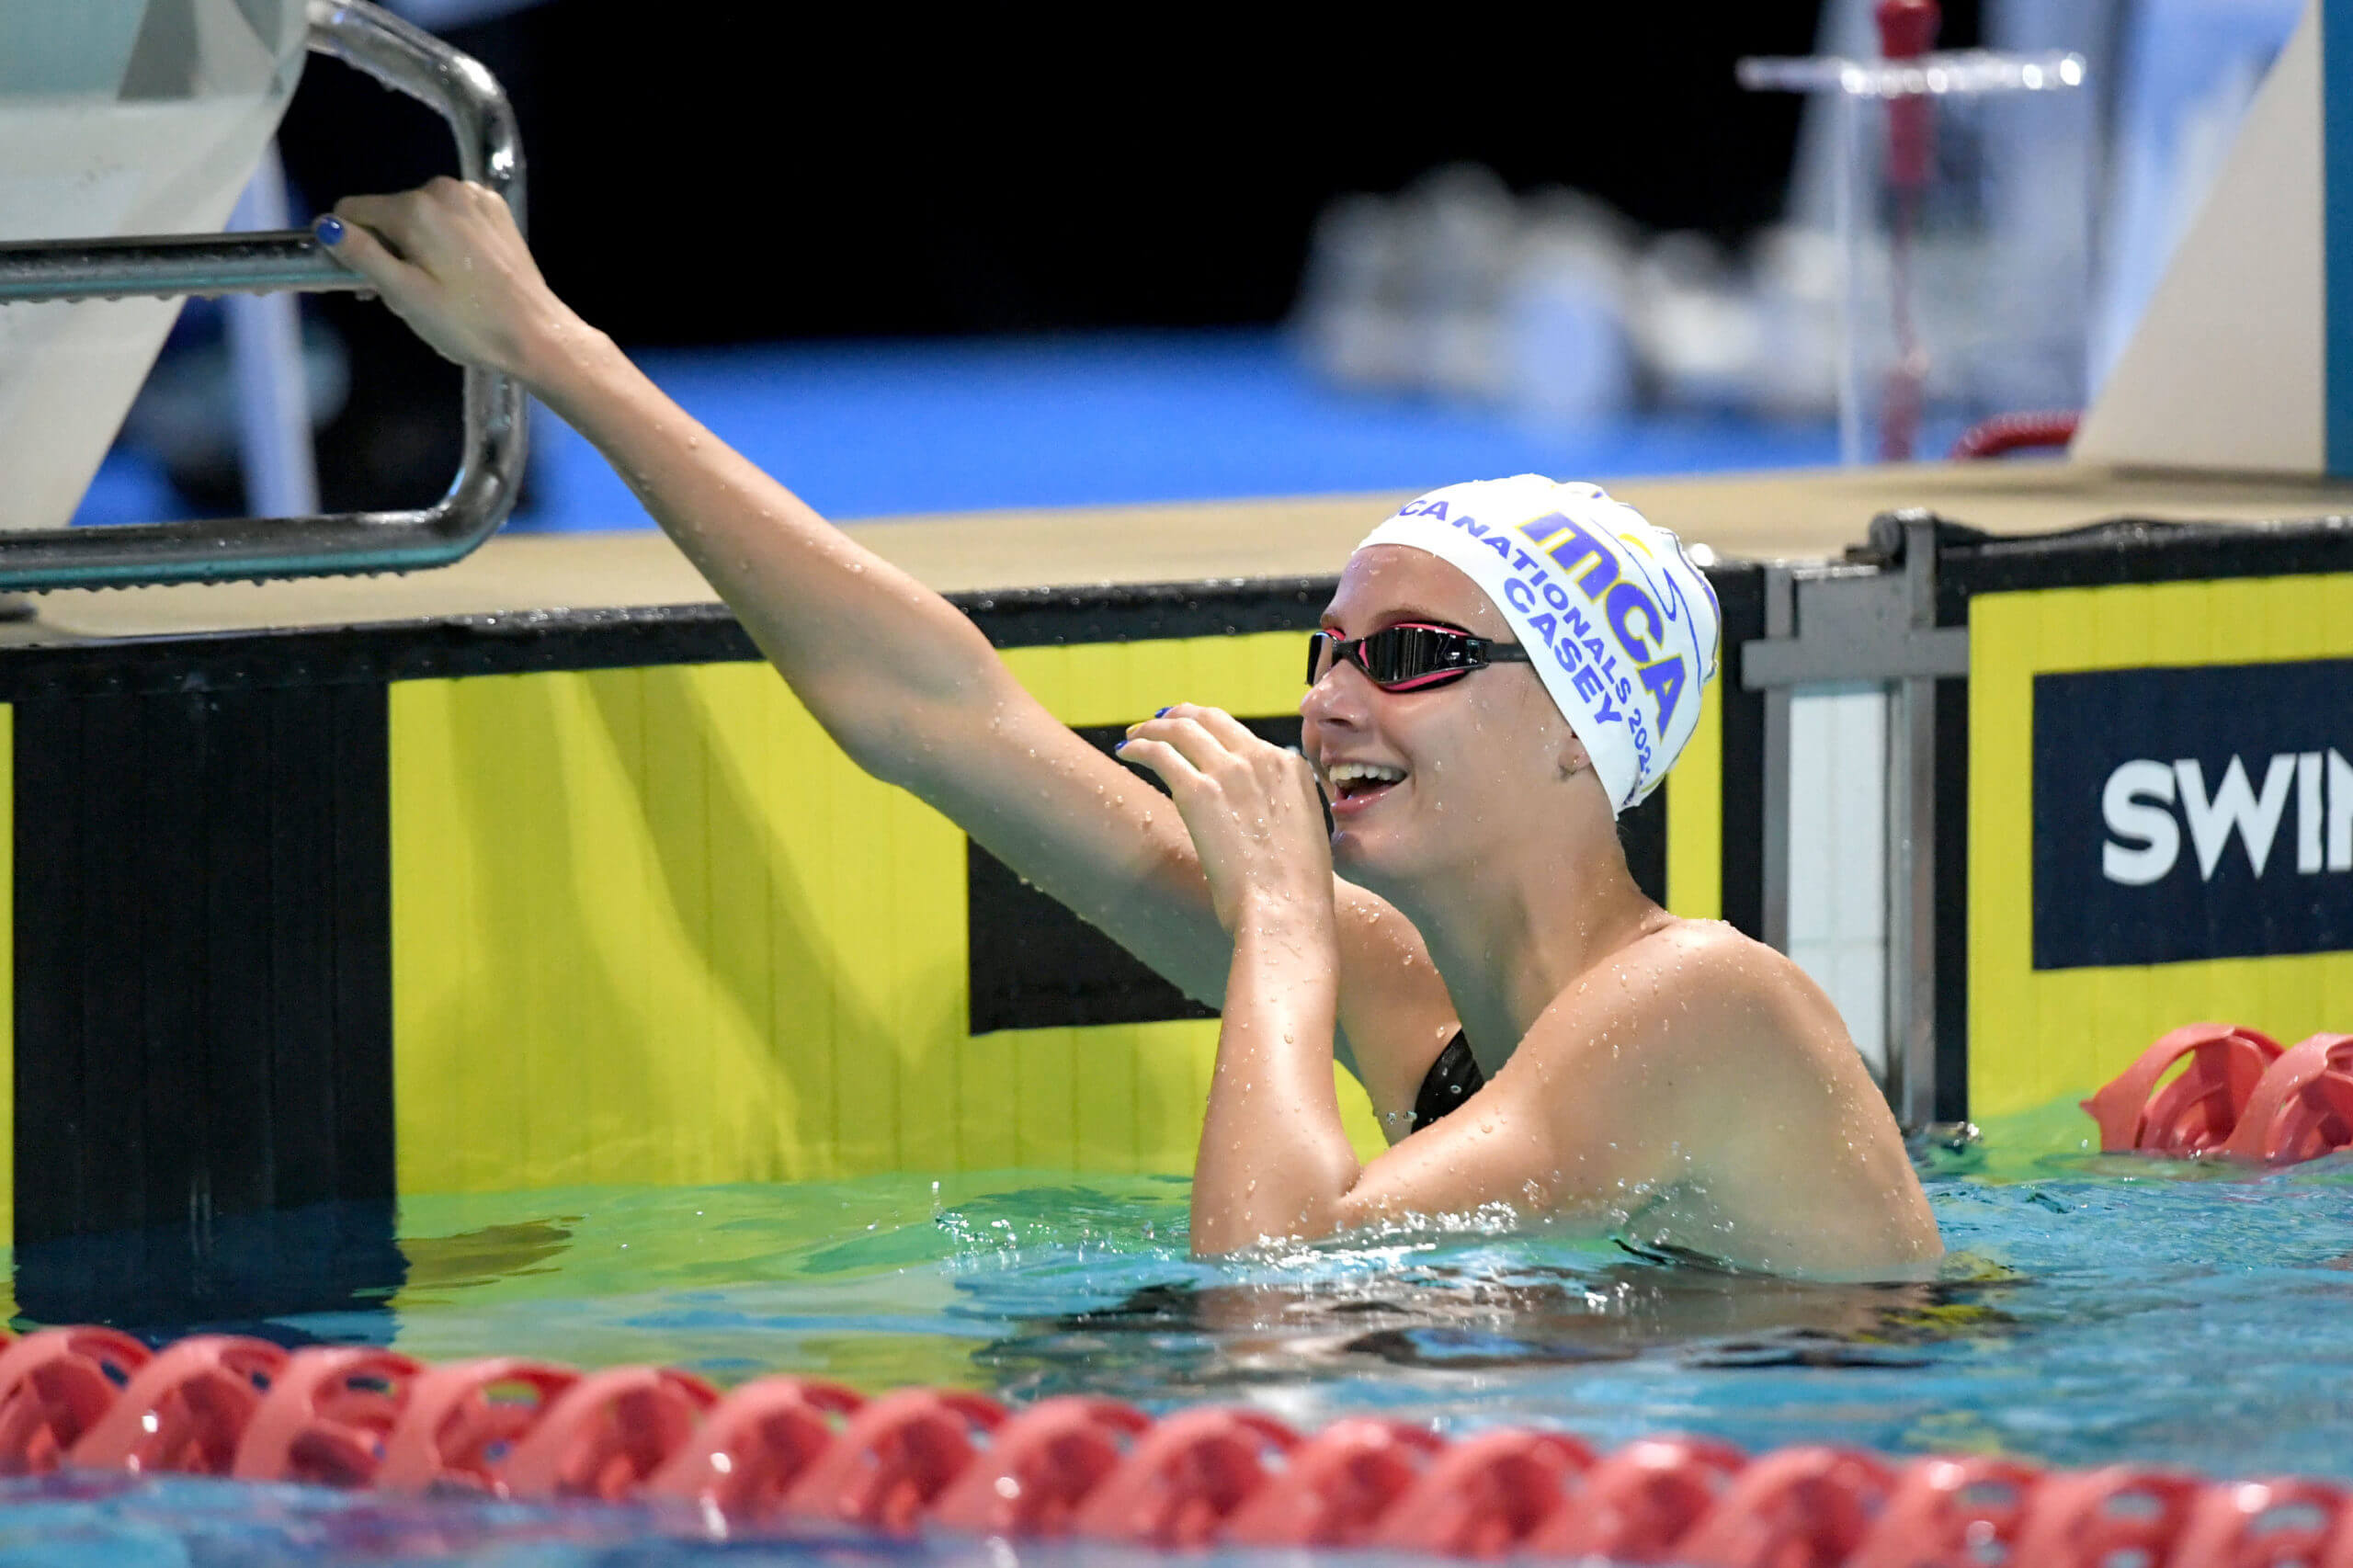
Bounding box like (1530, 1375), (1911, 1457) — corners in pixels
(1392, 499), (1691, 801)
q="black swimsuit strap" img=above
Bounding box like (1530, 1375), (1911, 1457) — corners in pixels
(1410, 1031), (1485, 1133)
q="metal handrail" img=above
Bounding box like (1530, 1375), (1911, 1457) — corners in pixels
(0, 0), (527, 593)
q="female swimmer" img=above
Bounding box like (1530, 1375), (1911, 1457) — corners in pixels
(319, 179), (1941, 1278)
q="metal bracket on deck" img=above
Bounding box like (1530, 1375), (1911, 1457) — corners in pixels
(0, 0), (526, 593)
(1740, 512), (1967, 1130)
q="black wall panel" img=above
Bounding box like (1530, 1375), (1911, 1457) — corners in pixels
(13, 684), (394, 1262)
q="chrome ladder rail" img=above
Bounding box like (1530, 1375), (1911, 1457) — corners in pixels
(0, 0), (527, 592)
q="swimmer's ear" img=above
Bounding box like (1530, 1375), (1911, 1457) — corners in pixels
(1556, 735), (1593, 785)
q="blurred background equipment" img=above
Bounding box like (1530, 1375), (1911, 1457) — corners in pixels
(0, 0), (529, 590)
(38, 0), (2318, 528)
(1738, 3), (2092, 463)
(0, 0), (307, 530)
(2074, 0), (2330, 472)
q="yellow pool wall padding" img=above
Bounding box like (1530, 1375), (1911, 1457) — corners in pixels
(1665, 676), (1723, 923)
(389, 632), (1394, 1198)
(1968, 573), (2353, 1121)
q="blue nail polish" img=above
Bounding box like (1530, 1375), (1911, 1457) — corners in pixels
(1114, 740), (1130, 752)
(313, 215), (345, 246)
(1154, 706), (1171, 718)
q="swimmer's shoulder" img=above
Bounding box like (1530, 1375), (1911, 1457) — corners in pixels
(1636, 915), (1844, 1027)
(1604, 915), (1862, 1085)
(1602, 915), (1942, 1273)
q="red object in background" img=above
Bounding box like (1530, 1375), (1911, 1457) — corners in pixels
(232, 1346), (424, 1488)
(1875, 1), (1940, 59)
(1875, 1), (1941, 183)
(780, 1387), (1006, 1532)
(498, 1365), (719, 1502)
(2081, 1023), (2282, 1154)
(2083, 1022), (2353, 1165)
(1874, 0), (1940, 461)
(1677, 1446), (1897, 1568)
(644, 1376), (862, 1520)
(1949, 412), (2080, 460)
(0, 1328), (148, 1476)
(65, 1335), (285, 1476)
(1222, 1416), (1446, 1547)
(374, 1358), (580, 1494)
(1529, 1435), (1748, 1561)
(1848, 1455), (2044, 1568)
(2220, 1033), (2353, 1164)
(1068, 1405), (1296, 1547)
(926, 1395), (1152, 1538)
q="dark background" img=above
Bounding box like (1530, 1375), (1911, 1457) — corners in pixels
(268, 2), (1984, 506)
(285, 3), (1986, 343)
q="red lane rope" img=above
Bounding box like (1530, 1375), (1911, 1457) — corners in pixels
(1949, 411), (2080, 460)
(0, 1326), (2346, 1562)
(2086, 1023), (2353, 1164)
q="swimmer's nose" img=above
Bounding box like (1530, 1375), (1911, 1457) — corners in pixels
(1301, 654), (1375, 729)
(1300, 664), (1372, 778)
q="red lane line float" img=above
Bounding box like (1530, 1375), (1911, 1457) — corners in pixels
(926, 1395), (1151, 1538)
(1380, 1426), (1593, 1557)
(2174, 1478), (2349, 1568)
(2086, 1022), (2353, 1164)
(2083, 1023), (2281, 1155)
(5, 1324), (2353, 1565)
(1949, 411), (2081, 461)
(1529, 1434), (1748, 1562)
(1067, 1405), (1295, 1547)
(67, 1335), (286, 1475)
(1676, 1445), (1895, 1568)
(232, 1346), (424, 1487)
(2220, 1034), (2353, 1164)
(1848, 1454), (2044, 1568)
(781, 1387), (1005, 1532)
(500, 1366), (720, 1502)
(0, 1327), (149, 1476)
(1221, 1415), (1444, 1547)
(374, 1358), (578, 1494)
(643, 1375), (861, 1519)
(2009, 1465), (2203, 1568)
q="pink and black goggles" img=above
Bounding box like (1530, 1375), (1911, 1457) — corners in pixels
(1306, 621), (1533, 692)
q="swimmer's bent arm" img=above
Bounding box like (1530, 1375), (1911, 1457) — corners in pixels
(1120, 705), (1656, 1253)
(323, 181), (1458, 1089)
(1189, 926), (1690, 1254)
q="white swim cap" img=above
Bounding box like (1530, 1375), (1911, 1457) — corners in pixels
(1355, 476), (1720, 814)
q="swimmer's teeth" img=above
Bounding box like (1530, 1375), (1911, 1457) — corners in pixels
(1327, 762), (1406, 791)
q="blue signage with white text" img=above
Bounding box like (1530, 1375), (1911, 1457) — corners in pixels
(2032, 661), (2353, 969)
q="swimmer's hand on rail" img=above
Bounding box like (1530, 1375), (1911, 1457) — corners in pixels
(1118, 704), (1334, 938)
(323, 177), (577, 381)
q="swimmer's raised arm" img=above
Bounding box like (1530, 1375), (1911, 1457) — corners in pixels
(324, 181), (1460, 1104)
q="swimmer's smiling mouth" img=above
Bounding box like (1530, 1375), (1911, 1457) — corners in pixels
(1324, 760), (1406, 812)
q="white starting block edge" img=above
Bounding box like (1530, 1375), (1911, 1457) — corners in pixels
(2075, 0), (2353, 477)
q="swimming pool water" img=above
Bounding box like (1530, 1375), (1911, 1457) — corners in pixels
(6, 1144), (2352, 1562)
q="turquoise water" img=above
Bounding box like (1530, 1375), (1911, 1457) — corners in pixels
(6, 1147), (2353, 1562)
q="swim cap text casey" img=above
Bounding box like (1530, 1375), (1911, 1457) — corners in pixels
(1393, 497), (1693, 796)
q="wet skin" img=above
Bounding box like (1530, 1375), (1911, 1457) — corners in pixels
(1122, 550), (1940, 1273)
(324, 178), (1941, 1278)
